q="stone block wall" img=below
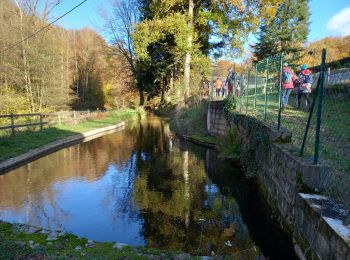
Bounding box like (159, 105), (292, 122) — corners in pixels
(207, 101), (230, 136)
(207, 100), (350, 259)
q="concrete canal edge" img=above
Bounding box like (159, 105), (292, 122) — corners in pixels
(207, 100), (350, 259)
(0, 122), (125, 174)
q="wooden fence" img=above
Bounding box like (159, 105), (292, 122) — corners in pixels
(0, 113), (46, 135)
(0, 110), (104, 135)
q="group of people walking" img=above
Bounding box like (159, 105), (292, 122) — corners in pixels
(281, 63), (312, 110)
(213, 74), (240, 98)
(212, 63), (313, 111)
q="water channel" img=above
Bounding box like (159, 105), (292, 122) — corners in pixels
(0, 116), (297, 258)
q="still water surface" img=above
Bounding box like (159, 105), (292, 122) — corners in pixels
(0, 117), (296, 258)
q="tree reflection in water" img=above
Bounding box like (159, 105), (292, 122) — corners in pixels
(0, 116), (295, 258)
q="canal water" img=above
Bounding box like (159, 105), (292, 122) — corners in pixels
(0, 117), (296, 258)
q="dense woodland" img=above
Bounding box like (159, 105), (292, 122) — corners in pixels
(0, 0), (349, 114)
(0, 0), (137, 114)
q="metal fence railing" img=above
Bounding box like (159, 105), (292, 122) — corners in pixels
(215, 49), (350, 206)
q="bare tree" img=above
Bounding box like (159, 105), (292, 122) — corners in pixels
(103, 0), (143, 105)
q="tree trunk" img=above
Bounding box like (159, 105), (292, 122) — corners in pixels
(183, 0), (194, 101)
(139, 85), (144, 106)
(15, 1), (34, 112)
(74, 31), (79, 99)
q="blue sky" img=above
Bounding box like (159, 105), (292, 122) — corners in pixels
(51, 0), (350, 42)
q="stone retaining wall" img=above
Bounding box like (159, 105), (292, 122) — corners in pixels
(207, 101), (350, 259)
(207, 101), (230, 136)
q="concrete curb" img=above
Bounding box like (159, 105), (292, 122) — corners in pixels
(0, 122), (125, 174)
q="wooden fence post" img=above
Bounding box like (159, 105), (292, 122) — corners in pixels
(73, 111), (77, 125)
(40, 113), (43, 131)
(58, 112), (61, 125)
(10, 113), (15, 135)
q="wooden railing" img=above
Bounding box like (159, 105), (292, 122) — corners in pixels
(0, 110), (104, 135)
(0, 113), (47, 135)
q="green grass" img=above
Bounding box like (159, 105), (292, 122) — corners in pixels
(170, 102), (217, 144)
(0, 221), (183, 259)
(0, 109), (140, 162)
(231, 87), (350, 175)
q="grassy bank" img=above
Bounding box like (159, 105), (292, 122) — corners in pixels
(0, 109), (141, 162)
(0, 221), (188, 259)
(169, 101), (217, 144)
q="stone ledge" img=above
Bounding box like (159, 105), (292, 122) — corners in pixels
(272, 143), (332, 193)
(233, 113), (292, 143)
(295, 193), (350, 259)
(0, 122), (125, 174)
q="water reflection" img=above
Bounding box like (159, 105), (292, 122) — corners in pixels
(0, 116), (295, 258)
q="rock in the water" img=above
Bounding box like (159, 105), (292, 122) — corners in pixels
(46, 232), (58, 241)
(173, 253), (191, 260)
(24, 226), (40, 234)
(112, 242), (128, 249)
(40, 229), (49, 234)
(224, 240), (232, 247)
(57, 231), (66, 237)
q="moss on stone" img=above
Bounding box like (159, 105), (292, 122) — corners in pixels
(296, 170), (318, 194)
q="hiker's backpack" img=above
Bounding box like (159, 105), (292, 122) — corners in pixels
(299, 72), (312, 84)
(304, 74), (312, 84)
(282, 70), (293, 84)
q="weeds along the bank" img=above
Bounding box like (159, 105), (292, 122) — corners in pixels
(223, 96), (271, 178)
(0, 221), (184, 259)
(169, 101), (217, 144)
(0, 109), (142, 162)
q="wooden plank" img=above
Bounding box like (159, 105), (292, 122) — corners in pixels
(0, 113), (41, 118)
(0, 122), (48, 130)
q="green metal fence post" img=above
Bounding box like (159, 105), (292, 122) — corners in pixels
(246, 70), (250, 114)
(254, 63), (258, 110)
(277, 53), (284, 130)
(233, 64), (237, 108)
(264, 58), (269, 121)
(300, 74), (320, 156)
(210, 70), (214, 100)
(239, 74), (242, 113)
(314, 49), (327, 165)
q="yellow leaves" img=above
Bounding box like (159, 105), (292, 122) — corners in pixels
(0, 87), (29, 114)
(133, 13), (191, 60)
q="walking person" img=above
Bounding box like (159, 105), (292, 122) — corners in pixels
(281, 63), (296, 110)
(214, 78), (223, 97)
(222, 81), (228, 97)
(236, 79), (241, 97)
(297, 64), (312, 110)
(228, 70), (235, 96)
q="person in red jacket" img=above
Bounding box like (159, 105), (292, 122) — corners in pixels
(281, 62), (296, 110)
(297, 64), (312, 110)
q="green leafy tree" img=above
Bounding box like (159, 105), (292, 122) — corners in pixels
(253, 0), (310, 62)
(133, 0), (282, 102)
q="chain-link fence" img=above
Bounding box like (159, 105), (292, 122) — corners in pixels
(217, 49), (350, 206)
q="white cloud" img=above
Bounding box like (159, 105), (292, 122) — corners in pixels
(326, 7), (350, 36)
